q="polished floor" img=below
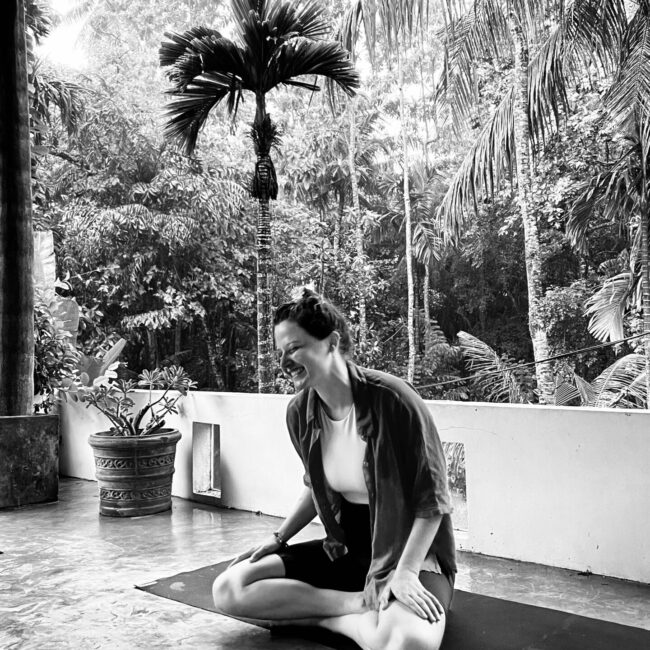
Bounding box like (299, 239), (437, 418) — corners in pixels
(1, 478), (649, 649)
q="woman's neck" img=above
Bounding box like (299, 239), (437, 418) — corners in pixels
(315, 356), (353, 420)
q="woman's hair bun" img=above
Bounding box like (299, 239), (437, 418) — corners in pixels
(274, 287), (353, 356)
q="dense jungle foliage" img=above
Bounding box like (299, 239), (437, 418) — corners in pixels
(30, 0), (650, 406)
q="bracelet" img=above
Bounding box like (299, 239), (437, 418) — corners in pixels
(273, 531), (289, 549)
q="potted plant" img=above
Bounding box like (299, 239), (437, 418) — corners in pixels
(79, 365), (196, 517)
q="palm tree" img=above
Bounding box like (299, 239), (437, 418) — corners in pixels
(567, 1), (650, 404)
(437, 0), (626, 403)
(381, 162), (443, 359)
(341, 0), (428, 382)
(0, 0), (34, 415)
(159, 0), (359, 392)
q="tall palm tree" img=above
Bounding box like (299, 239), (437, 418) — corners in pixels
(567, 1), (650, 404)
(160, 0), (359, 392)
(437, 0), (626, 403)
(341, 0), (428, 382)
(0, 0), (34, 415)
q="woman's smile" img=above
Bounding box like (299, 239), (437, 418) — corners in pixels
(274, 320), (331, 391)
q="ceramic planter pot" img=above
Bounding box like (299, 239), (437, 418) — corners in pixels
(88, 429), (181, 517)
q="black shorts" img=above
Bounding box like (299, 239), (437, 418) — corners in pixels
(277, 499), (455, 613)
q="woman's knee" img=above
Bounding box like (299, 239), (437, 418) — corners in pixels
(374, 605), (446, 650)
(212, 555), (286, 617)
(212, 568), (244, 615)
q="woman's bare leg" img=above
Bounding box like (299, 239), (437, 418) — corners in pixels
(212, 555), (364, 621)
(213, 556), (446, 648)
(318, 601), (446, 650)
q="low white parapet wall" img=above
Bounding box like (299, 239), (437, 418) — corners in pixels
(60, 393), (650, 585)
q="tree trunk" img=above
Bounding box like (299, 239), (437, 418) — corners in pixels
(319, 206), (326, 295)
(641, 169), (650, 407)
(423, 264), (432, 354)
(200, 315), (222, 390)
(333, 196), (342, 265)
(252, 96), (275, 393)
(398, 47), (416, 383)
(419, 58), (430, 165)
(509, 14), (555, 404)
(348, 97), (368, 355)
(0, 0), (34, 416)
(146, 329), (158, 369)
(174, 319), (182, 355)
(255, 190), (274, 392)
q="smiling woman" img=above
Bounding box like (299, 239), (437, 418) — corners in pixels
(211, 288), (456, 650)
(273, 292), (353, 402)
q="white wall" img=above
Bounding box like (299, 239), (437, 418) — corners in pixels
(60, 394), (650, 584)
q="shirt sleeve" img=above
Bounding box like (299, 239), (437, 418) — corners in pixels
(398, 392), (453, 518)
(285, 404), (312, 489)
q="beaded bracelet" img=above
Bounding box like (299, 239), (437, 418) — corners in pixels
(273, 530), (289, 549)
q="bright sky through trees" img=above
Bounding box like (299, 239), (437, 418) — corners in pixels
(37, 0), (88, 69)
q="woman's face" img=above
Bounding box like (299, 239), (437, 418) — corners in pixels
(274, 319), (334, 392)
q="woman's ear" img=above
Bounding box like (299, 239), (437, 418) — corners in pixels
(329, 331), (341, 352)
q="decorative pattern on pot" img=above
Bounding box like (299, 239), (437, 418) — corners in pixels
(94, 454), (175, 470)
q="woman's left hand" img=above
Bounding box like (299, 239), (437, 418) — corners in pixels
(379, 569), (444, 623)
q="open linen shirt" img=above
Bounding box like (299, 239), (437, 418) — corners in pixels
(285, 362), (457, 610)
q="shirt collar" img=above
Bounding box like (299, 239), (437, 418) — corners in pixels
(304, 361), (376, 439)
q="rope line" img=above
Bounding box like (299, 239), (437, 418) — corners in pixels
(414, 331), (649, 391)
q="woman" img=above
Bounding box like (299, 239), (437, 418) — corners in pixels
(213, 289), (456, 650)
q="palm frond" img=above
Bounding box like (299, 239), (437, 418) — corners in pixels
(162, 80), (230, 155)
(574, 373), (597, 405)
(413, 221), (443, 266)
(265, 37), (359, 95)
(510, 0), (548, 41)
(160, 27), (224, 74)
(31, 73), (85, 137)
(376, 0), (428, 50)
(567, 154), (640, 252)
(565, 0), (626, 74)
(437, 0), (510, 133)
(457, 331), (531, 403)
(339, 0), (366, 62)
(591, 353), (647, 408)
(185, 34), (250, 86)
(437, 88), (515, 239)
(554, 380), (580, 406)
(25, 0), (52, 42)
(584, 271), (634, 342)
(606, 3), (650, 123)
(527, 23), (568, 148)
(230, 0), (259, 27)
(265, 0), (330, 41)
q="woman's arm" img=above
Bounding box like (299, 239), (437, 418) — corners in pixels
(378, 515), (445, 622)
(230, 486), (317, 565)
(272, 485), (318, 547)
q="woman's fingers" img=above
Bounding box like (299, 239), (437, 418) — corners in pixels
(405, 595), (429, 620)
(249, 546), (268, 562)
(393, 587), (443, 622)
(227, 548), (254, 568)
(418, 590), (442, 621)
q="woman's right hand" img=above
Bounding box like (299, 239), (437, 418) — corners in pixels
(228, 534), (283, 568)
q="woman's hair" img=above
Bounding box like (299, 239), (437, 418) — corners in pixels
(273, 288), (353, 356)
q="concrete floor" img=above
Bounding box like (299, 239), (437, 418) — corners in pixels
(1, 478), (649, 650)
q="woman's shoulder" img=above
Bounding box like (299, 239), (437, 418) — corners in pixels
(351, 363), (421, 405)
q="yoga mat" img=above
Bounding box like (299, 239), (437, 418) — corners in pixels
(136, 561), (650, 650)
